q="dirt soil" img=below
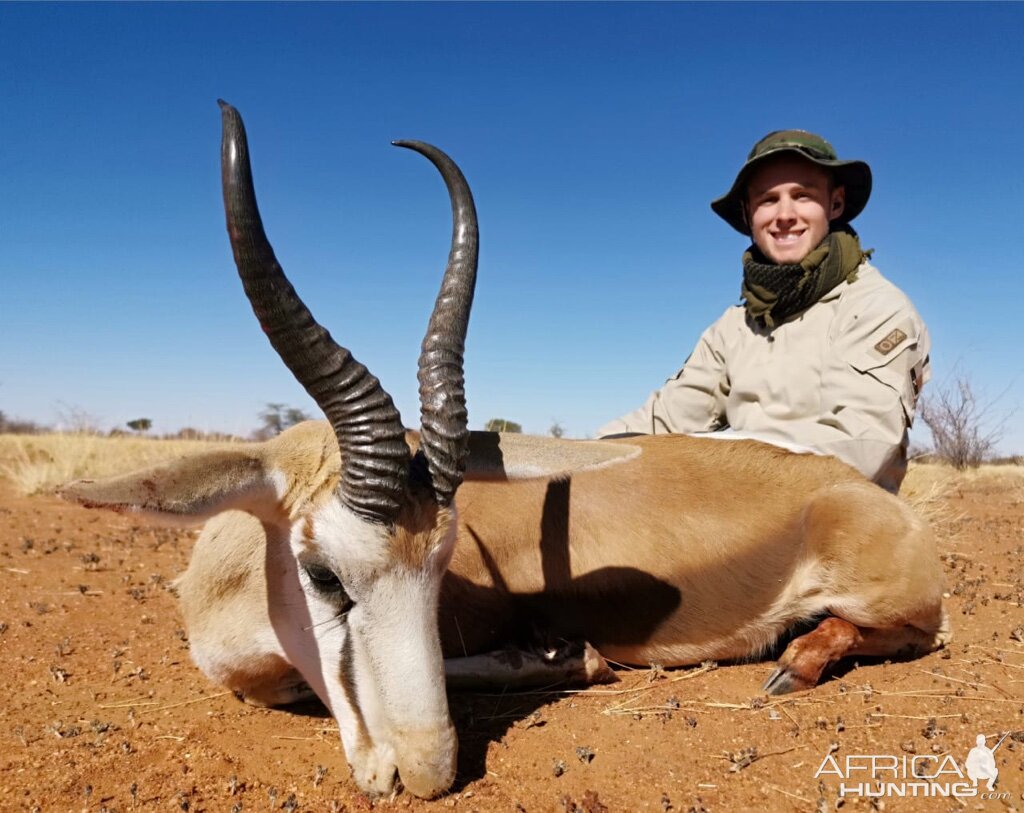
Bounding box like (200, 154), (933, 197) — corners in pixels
(1, 475), (1022, 813)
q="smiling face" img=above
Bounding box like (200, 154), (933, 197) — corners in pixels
(745, 155), (846, 264)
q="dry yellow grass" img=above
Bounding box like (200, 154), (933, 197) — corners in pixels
(901, 459), (1024, 528)
(0, 433), (244, 496)
(904, 459), (1024, 495)
(900, 463), (965, 529)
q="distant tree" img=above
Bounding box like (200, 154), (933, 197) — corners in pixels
(0, 410), (43, 434)
(484, 418), (522, 434)
(168, 427), (242, 442)
(918, 370), (1011, 470)
(254, 402), (313, 440)
(126, 418), (153, 434)
(548, 421), (565, 439)
(259, 402), (289, 436)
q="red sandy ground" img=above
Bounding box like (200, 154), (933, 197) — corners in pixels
(1, 475), (1022, 813)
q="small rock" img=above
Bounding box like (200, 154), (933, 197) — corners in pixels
(727, 746), (758, 772)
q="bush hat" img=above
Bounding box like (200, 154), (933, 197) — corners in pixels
(711, 130), (872, 235)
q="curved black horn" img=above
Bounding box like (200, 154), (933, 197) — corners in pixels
(219, 100), (410, 523)
(393, 141), (479, 507)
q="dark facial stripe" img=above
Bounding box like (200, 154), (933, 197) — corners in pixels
(339, 630), (373, 752)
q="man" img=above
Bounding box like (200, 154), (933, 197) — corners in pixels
(965, 734), (1000, 791)
(598, 130), (930, 493)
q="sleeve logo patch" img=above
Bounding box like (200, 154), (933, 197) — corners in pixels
(874, 328), (908, 356)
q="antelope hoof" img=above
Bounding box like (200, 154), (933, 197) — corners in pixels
(764, 616), (864, 695)
(762, 663), (817, 695)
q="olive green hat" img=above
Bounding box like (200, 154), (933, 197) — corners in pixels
(711, 129), (872, 235)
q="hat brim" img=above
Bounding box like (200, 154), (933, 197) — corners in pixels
(710, 148), (872, 236)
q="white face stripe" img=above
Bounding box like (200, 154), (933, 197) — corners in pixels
(308, 498), (395, 571)
(290, 496), (457, 797)
(291, 500), (391, 779)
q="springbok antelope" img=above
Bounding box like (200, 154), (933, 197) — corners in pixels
(62, 102), (950, 799)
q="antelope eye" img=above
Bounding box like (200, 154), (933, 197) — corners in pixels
(303, 563), (345, 596)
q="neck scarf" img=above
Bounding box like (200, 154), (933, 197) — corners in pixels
(741, 227), (870, 328)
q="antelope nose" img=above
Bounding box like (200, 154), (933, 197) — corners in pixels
(396, 723), (458, 799)
(348, 741), (400, 798)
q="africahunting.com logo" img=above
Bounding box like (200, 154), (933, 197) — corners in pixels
(815, 732), (1013, 800)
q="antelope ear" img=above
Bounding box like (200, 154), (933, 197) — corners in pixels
(59, 448), (282, 526)
(463, 432), (640, 482)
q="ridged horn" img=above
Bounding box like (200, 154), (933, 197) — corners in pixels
(219, 100), (410, 524)
(393, 141), (479, 507)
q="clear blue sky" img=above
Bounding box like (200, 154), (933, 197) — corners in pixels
(2, 2), (1022, 452)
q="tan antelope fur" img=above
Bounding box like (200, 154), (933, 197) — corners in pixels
(62, 104), (949, 800)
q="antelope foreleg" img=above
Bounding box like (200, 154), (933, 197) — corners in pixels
(763, 616), (863, 695)
(763, 612), (951, 695)
(444, 641), (617, 690)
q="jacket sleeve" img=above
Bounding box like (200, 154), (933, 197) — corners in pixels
(751, 291), (931, 491)
(596, 313), (731, 437)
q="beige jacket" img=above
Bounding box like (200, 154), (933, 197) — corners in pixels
(597, 263), (930, 493)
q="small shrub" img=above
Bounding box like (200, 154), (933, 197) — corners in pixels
(484, 418), (522, 433)
(918, 371), (1010, 470)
